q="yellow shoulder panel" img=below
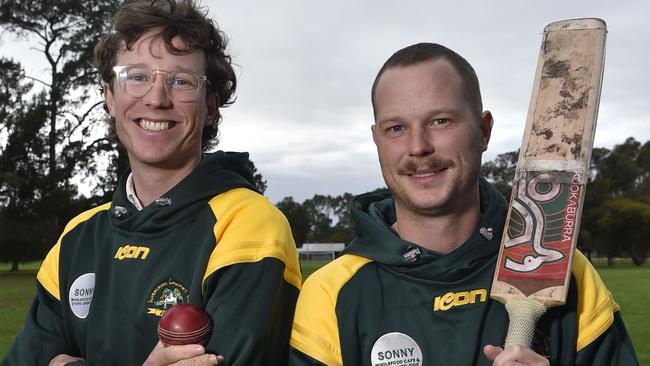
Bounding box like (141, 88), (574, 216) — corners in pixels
(571, 250), (620, 351)
(291, 254), (372, 366)
(37, 202), (112, 301)
(204, 188), (301, 290)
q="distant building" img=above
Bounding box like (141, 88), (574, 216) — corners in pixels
(297, 243), (345, 260)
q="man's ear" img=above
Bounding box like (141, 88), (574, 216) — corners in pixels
(103, 82), (116, 117)
(371, 123), (379, 145)
(205, 93), (219, 127)
(479, 110), (494, 152)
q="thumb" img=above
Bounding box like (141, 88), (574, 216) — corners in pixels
(483, 344), (504, 361)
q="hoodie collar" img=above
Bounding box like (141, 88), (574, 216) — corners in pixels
(109, 151), (258, 234)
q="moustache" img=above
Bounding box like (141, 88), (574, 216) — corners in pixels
(397, 158), (455, 175)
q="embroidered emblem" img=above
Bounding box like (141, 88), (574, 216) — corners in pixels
(69, 273), (95, 319)
(370, 332), (423, 366)
(146, 278), (190, 317)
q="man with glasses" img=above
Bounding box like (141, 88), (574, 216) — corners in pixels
(2, 1), (300, 365)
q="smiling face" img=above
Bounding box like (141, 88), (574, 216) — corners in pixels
(103, 30), (217, 172)
(372, 58), (493, 217)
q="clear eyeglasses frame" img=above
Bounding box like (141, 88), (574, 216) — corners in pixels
(112, 65), (209, 102)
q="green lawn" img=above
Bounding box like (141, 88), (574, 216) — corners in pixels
(592, 260), (650, 365)
(0, 270), (37, 359)
(1, 259), (648, 363)
(300, 259), (331, 279)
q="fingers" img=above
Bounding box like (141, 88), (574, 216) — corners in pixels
(483, 344), (504, 361)
(483, 344), (550, 366)
(143, 341), (207, 366)
(49, 354), (85, 366)
(171, 354), (223, 366)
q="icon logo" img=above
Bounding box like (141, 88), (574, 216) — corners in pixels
(114, 245), (150, 260)
(433, 289), (487, 311)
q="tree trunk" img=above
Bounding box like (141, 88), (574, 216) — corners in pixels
(607, 256), (614, 267)
(629, 253), (647, 266)
(11, 261), (18, 272)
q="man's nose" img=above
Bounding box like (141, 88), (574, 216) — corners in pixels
(143, 73), (172, 107)
(407, 129), (434, 157)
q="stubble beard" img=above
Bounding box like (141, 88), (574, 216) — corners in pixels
(381, 153), (482, 218)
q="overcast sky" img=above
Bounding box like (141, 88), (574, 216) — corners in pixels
(1, 0), (648, 203)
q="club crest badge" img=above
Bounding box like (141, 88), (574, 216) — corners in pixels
(146, 278), (190, 317)
(69, 273), (95, 319)
(370, 332), (423, 366)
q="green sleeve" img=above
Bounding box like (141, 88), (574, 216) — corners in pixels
(289, 347), (327, 366)
(575, 312), (639, 366)
(1, 283), (85, 365)
(202, 257), (299, 366)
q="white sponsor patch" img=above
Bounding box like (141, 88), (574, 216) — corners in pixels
(371, 332), (423, 366)
(69, 273), (95, 319)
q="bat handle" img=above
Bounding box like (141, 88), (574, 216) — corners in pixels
(504, 298), (547, 348)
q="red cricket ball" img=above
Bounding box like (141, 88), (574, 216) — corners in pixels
(157, 303), (212, 347)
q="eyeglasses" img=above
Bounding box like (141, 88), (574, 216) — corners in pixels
(112, 65), (208, 102)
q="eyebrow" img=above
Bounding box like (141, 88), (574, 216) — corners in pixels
(124, 63), (203, 75)
(376, 108), (462, 125)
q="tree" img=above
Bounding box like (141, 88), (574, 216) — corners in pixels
(0, 0), (122, 194)
(580, 147), (612, 257)
(601, 138), (640, 198)
(481, 150), (518, 199)
(328, 193), (355, 243)
(636, 141), (650, 199)
(0, 0), (121, 268)
(276, 193), (356, 246)
(0, 59), (56, 269)
(302, 195), (334, 243)
(275, 197), (310, 247)
(597, 199), (650, 266)
(247, 160), (267, 195)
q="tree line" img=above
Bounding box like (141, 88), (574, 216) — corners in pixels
(275, 194), (355, 248)
(1, 0), (648, 269)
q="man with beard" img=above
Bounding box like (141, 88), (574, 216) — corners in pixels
(288, 43), (637, 366)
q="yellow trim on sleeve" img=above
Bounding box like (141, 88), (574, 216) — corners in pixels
(291, 254), (372, 366)
(37, 202), (111, 301)
(572, 250), (620, 351)
(203, 188), (301, 290)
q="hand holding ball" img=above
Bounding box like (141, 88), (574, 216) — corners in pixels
(157, 303), (212, 347)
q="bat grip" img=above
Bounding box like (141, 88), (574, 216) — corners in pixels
(504, 298), (547, 348)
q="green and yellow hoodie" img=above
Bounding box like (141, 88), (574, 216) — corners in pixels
(3, 151), (301, 366)
(290, 179), (637, 365)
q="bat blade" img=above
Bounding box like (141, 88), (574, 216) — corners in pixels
(490, 18), (607, 348)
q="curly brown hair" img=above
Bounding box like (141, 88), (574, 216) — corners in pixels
(94, 0), (236, 150)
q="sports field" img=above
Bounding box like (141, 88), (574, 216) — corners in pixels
(1, 259), (648, 363)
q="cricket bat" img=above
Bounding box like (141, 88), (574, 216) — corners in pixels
(490, 18), (607, 348)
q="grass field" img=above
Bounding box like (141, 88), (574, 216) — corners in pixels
(1, 259), (648, 363)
